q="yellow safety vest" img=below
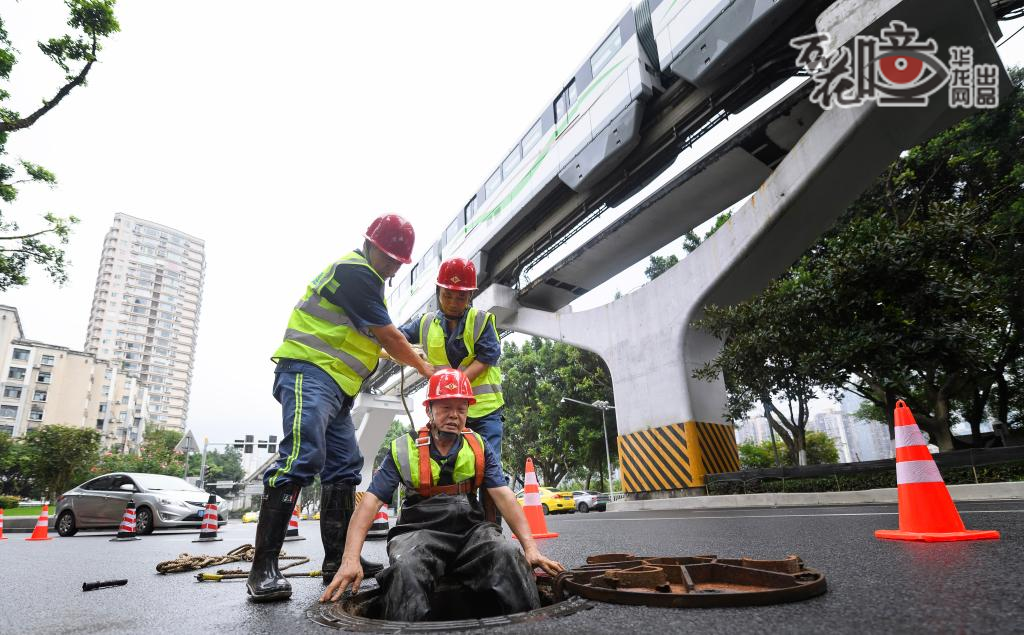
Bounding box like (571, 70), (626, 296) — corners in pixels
(418, 308), (504, 418)
(392, 428), (486, 496)
(272, 251), (383, 396)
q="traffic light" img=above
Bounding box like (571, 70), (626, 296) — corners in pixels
(267, 435), (277, 454)
(201, 465), (211, 484)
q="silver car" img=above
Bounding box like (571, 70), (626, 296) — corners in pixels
(54, 472), (226, 536)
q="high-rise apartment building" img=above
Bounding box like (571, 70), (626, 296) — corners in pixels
(85, 214), (205, 432)
(1, 305), (149, 450)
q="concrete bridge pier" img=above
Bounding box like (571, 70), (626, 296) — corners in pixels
(478, 0), (1009, 498)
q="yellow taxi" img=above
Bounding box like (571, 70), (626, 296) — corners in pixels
(515, 487), (576, 515)
(313, 511), (320, 520)
(241, 511), (259, 523)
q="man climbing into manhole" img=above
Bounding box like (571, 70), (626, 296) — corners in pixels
(320, 368), (565, 621)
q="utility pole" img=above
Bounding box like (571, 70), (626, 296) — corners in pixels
(561, 396), (617, 500)
(198, 437), (209, 489)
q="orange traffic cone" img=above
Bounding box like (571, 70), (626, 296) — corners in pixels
(0, 507), (7, 540)
(521, 458), (558, 540)
(284, 504), (305, 541)
(875, 400), (1000, 542)
(110, 500), (141, 542)
(192, 493), (223, 542)
(25, 504), (52, 541)
(367, 504), (389, 541)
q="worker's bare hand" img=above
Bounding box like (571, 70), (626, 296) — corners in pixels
(525, 548), (565, 576)
(319, 559), (363, 603)
(418, 362), (435, 380)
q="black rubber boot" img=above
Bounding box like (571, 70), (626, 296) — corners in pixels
(247, 484), (300, 602)
(321, 483), (384, 584)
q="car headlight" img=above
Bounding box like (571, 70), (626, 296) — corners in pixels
(158, 498), (186, 507)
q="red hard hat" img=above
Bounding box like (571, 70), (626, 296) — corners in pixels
(364, 214), (415, 264)
(436, 257), (478, 291)
(423, 368), (476, 406)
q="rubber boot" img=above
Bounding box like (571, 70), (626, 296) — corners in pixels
(321, 483), (384, 584)
(247, 484), (300, 602)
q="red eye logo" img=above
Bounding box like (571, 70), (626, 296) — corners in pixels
(871, 48), (948, 104)
(878, 55), (924, 84)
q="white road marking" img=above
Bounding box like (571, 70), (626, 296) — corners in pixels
(564, 509), (1024, 521)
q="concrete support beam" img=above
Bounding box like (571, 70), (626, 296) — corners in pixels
(352, 393), (408, 487)
(478, 0), (1008, 498)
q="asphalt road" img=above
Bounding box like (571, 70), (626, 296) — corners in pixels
(2, 501), (1022, 634)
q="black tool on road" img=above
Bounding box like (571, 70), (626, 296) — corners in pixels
(82, 579), (128, 592)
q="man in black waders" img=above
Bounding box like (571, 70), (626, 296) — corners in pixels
(398, 257), (507, 524)
(248, 214), (435, 602)
(320, 368), (564, 620)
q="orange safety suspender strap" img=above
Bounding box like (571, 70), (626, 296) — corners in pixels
(461, 430), (486, 490)
(414, 428), (486, 497)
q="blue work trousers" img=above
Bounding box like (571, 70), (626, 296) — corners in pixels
(466, 408), (504, 477)
(263, 360), (363, 489)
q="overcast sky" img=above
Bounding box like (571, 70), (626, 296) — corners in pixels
(3, 3), (1023, 446)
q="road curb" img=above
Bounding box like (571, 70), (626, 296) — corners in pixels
(2, 517), (56, 533)
(607, 481), (1024, 512)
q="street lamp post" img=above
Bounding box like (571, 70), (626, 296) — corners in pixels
(560, 396), (616, 500)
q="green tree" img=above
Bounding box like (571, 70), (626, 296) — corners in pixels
(738, 432), (838, 469)
(500, 337), (615, 487)
(22, 425), (100, 501)
(645, 211), (733, 280)
(692, 69), (1024, 452)
(0, 1), (119, 290)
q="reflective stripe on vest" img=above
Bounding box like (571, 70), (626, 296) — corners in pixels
(419, 308), (504, 417)
(272, 251), (384, 396)
(392, 428), (486, 496)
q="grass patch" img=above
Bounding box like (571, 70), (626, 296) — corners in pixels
(4, 505), (44, 517)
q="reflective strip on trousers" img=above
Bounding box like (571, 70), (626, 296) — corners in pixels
(283, 329), (373, 378)
(472, 383), (500, 396)
(896, 460), (944, 484)
(894, 425), (928, 448)
(524, 492), (541, 507)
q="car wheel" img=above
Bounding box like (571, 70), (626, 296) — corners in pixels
(56, 511), (78, 537)
(578, 502), (589, 513)
(542, 504), (549, 516)
(135, 506), (155, 535)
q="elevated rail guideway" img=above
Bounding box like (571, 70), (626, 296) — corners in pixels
(351, 0), (1018, 493)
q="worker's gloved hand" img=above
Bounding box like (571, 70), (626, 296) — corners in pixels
(524, 546), (565, 576)
(319, 557), (363, 603)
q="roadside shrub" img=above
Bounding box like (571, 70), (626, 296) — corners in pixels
(706, 461), (1024, 495)
(0, 495), (19, 509)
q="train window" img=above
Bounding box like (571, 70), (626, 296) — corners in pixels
(465, 196), (478, 222)
(591, 27), (622, 76)
(554, 79), (578, 122)
(522, 119), (543, 154)
(502, 146), (522, 179)
(485, 168), (502, 200)
(424, 241), (440, 270)
(445, 214), (465, 245)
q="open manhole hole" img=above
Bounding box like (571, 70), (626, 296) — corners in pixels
(308, 576), (593, 632)
(558, 553), (827, 608)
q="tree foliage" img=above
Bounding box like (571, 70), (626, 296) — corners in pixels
(0, 1), (119, 290)
(21, 425), (100, 501)
(738, 432), (838, 469)
(692, 68), (1024, 453)
(500, 337), (616, 488)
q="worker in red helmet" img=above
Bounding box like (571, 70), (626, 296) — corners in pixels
(321, 368), (564, 621)
(250, 214), (435, 603)
(398, 257), (507, 523)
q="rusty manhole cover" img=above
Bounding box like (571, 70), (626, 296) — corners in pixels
(552, 553), (827, 608)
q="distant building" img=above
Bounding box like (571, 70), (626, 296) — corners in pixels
(733, 392), (893, 464)
(84, 213), (206, 432)
(0, 305), (149, 450)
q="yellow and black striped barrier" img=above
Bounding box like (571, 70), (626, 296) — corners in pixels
(617, 421), (740, 493)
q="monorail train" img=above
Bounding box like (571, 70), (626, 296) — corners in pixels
(386, 0), (807, 326)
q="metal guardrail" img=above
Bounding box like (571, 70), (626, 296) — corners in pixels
(706, 446), (1024, 488)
